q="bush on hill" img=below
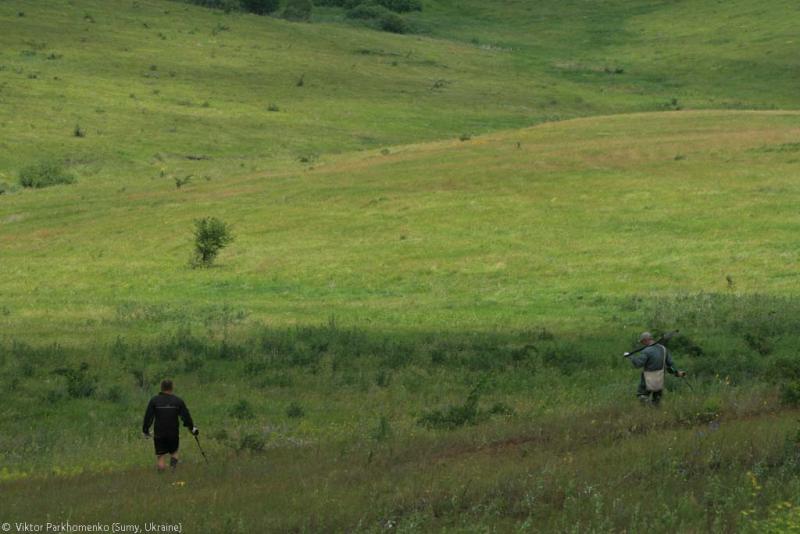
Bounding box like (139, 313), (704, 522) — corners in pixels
(229, 399), (256, 419)
(345, 2), (389, 19)
(418, 380), (484, 429)
(192, 216), (234, 268)
(378, 11), (408, 32)
(18, 162), (76, 189)
(345, 2), (410, 32)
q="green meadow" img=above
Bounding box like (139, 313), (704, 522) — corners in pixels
(1, 0), (800, 531)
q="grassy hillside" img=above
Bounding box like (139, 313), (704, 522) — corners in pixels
(2, 109), (800, 530)
(2, 0), (800, 531)
(1, 0), (798, 186)
(413, 0), (800, 109)
(1, 110), (799, 340)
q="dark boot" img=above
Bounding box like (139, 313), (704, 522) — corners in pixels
(651, 391), (663, 406)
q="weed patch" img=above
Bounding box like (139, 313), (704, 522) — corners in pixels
(18, 161), (76, 189)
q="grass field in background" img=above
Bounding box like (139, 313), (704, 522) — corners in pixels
(2, 0), (800, 531)
(1, 110), (799, 339)
(2, 0), (798, 183)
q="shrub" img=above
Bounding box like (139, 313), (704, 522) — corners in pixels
(191, 217), (234, 267)
(378, 12), (408, 33)
(669, 334), (704, 357)
(286, 401), (305, 418)
(240, 0), (280, 14)
(769, 356), (800, 382)
(54, 362), (96, 399)
(229, 399), (256, 420)
(0, 182), (9, 195)
(488, 401), (515, 417)
(282, 0), (313, 21)
(129, 367), (147, 389)
(780, 381), (800, 406)
(174, 175), (192, 189)
(345, 3), (409, 33)
(237, 432), (266, 452)
(541, 343), (591, 376)
(743, 332), (772, 356)
(418, 381), (483, 429)
(345, 2), (389, 19)
(19, 162), (76, 189)
(215, 430), (266, 454)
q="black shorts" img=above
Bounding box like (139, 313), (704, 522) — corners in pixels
(154, 435), (179, 456)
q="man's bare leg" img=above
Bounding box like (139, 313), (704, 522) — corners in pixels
(156, 454), (168, 472)
(170, 452), (179, 470)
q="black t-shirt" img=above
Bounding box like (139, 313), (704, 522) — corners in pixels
(142, 392), (194, 438)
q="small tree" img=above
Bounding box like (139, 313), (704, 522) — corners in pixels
(192, 217), (234, 268)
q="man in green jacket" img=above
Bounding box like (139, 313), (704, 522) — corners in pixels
(630, 332), (686, 405)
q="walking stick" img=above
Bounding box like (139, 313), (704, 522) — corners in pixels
(681, 376), (695, 392)
(194, 434), (209, 463)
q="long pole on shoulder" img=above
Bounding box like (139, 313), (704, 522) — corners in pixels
(622, 330), (679, 358)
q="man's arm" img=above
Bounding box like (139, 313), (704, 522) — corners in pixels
(630, 351), (648, 369)
(142, 398), (155, 435)
(665, 349), (686, 377)
(179, 399), (197, 434)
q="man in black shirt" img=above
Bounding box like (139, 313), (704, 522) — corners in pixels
(142, 379), (198, 471)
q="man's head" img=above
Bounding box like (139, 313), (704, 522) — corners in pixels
(160, 379), (174, 393)
(639, 332), (655, 346)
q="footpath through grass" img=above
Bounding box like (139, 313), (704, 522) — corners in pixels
(3, 391), (800, 531)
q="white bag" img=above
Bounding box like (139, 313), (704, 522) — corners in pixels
(643, 345), (667, 392)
